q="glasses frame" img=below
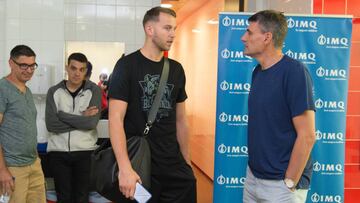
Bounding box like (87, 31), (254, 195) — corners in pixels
(11, 58), (38, 70)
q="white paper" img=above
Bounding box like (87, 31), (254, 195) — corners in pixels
(134, 182), (152, 203)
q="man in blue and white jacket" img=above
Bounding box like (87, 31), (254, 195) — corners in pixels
(45, 53), (101, 203)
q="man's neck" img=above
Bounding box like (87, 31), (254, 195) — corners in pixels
(6, 74), (26, 93)
(257, 49), (283, 70)
(66, 80), (83, 92)
(140, 43), (164, 62)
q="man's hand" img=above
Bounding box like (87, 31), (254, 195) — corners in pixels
(0, 168), (14, 196)
(81, 106), (99, 116)
(118, 167), (141, 200)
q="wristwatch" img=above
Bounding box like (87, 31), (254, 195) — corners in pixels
(284, 178), (295, 190)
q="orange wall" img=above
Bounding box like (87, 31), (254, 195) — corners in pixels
(170, 0), (224, 137)
(169, 0), (224, 178)
(313, 0), (360, 202)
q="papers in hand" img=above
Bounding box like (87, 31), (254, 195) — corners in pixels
(134, 182), (152, 203)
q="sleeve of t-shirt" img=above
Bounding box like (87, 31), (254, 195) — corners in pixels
(0, 89), (5, 114)
(108, 58), (131, 102)
(176, 63), (187, 103)
(285, 62), (315, 118)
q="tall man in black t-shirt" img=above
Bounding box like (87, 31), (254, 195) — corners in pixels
(108, 6), (196, 203)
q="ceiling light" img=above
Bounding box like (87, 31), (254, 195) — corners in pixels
(207, 19), (219, 25)
(160, 4), (173, 8)
(101, 68), (109, 74)
(192, 29), (201, 33)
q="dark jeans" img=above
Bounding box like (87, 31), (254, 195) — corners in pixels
(149, 163), (197, 203)
(48, 151), (92, 203)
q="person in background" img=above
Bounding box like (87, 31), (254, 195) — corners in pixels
(85, 61), (93, 81)
(98, 73), (108, 117)
(108, 6), (197, 203)
(241, 10), (316, 203)
(0, 45), (46, 202)
(101, 53), (125, 120)
(45, 53), (101, 203)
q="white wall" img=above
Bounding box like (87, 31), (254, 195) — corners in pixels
(65, 41), (125, 82)
(0, 0), (5, 77)
(2, 0), (65, 82)
(64, 0), (160, 57)
(0, 0), (161, 80)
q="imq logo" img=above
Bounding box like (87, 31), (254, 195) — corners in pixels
(311, 193), (342, 203)
(218, 144), (248, 157)
(313, 161), (343, 175)
(316, 66), (347, 80)
(316, 130), (344, 144)
(315, 98), (345, 113)
(222, 16), (248, 30)
(220, 80), (251, 94)
(287, 18), (318, 32)
(219, 112), (248, 126)
(216, 174), (246, 188)
(285, 49), (316, 64)
(317, 34), (349, 49)
(221, 49), (252, 63)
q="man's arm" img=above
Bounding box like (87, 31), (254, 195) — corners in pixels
(45, 89), (75, 133)
(285, 110), (316, 185)
(57, 109), (99, 130)
(0, 113), (15, 195)
(108, 98), (140, 200)
(57, 85), (102, 130)
(176, 102), (191, 165)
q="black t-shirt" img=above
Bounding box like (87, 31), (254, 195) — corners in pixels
(108, 50), (188, 174)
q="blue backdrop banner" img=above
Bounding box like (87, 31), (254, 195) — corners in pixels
(214, 13), (352, 203)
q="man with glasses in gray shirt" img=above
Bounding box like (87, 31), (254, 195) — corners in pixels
(0, 45), (46, 202)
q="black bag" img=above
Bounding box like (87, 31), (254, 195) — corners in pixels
(90, 136), (151, 201)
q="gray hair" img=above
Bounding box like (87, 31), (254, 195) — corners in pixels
(248, 10), (288, 48)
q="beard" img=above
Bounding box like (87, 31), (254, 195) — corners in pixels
(152, 35), (172, 51)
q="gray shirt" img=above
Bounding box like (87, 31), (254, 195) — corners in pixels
(0, 78), (38, 166)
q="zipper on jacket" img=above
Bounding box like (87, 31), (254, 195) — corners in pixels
(68, 132), (71, 151)
(65, 84), (85, 152)
(68, 97), (76, 152)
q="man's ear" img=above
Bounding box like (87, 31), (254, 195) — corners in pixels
(264, 32), (273, 45)
(144, 23), (154, 36)
(65, 64), (70, 73)
(8, 58), (15, 70)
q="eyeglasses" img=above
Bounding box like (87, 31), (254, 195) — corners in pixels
(11, 58), (38, 70)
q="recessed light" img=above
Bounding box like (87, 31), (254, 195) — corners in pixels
(160, 4), (173, 8)
(192, 29), (201, 33)
(207, 19), (219, 24)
